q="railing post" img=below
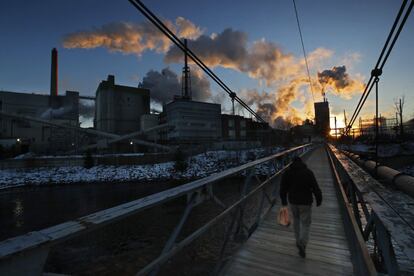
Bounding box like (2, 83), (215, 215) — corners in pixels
(374, 214), (400, 275)
(234, 168), (254, 242)
(149, 193), (197, 276)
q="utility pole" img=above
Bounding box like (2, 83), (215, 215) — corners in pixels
(399, 98), (404, 136)
(343, 110), (347, 130)
(334, 116), (337, 140)
(396, 112), (399, 136)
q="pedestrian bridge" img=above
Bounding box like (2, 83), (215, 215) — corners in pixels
(224, 147), (354, 275)
(1, 144), (413, 275)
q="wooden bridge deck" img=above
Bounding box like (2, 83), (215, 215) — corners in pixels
(223, 147), (354, 276)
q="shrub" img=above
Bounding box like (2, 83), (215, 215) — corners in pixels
(83, 150), (94, 169)
(174, 148), (188, 172)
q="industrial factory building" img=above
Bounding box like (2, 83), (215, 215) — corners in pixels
(0, 48), (80, 153)
(221, 114), (247, 140)
(0, 90), (79, 152)
(314, 100), (330, 136)
(161, 99), (221, 142)
(0, 44), (288, 156)
(95, 75), (150, 135)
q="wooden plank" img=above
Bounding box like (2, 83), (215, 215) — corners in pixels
(224, 147), (354, 276)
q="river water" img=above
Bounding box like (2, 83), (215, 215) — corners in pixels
(1, 176), (270, 275)
(0, 180), (184, 240)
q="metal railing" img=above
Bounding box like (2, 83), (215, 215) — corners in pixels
(326, 145), (377, 276)
(328, 144), (414, 275)
(0, 144), (313, 275)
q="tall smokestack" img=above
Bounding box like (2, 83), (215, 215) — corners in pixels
(50, 48), (58, 96)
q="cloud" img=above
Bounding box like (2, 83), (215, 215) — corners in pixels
(317, 65), (365, 98)
(175, 17), (203, 40)
(164, 29), (310, 86)
(63, 17), (202, 56)
(241, 79), (306, 128)
(141, 67), (211, 104)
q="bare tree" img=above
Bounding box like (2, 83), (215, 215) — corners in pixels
(394, 95), (405, 136)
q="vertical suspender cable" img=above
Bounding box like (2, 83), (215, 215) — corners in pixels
(292, 0), (315, 103)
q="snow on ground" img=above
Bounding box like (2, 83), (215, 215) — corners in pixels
(0, 147), (284, 189)
(13, 152), (146, 159)
(341, 142), (414, 157)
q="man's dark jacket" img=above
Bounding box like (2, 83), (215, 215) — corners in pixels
(280, 158), (322, 206)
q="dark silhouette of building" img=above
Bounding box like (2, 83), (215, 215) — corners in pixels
(314, 100), (330, 136)
(95, 75), (150, 134)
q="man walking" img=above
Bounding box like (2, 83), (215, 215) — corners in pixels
(280, 156), (322, 258)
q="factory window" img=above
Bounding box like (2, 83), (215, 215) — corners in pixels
(241, 130), (246, 137)
(0, 100), (2, 110)
(229, 130), (235, 137)
(229, 119), (234, 127)
(240, 120), (246, 128)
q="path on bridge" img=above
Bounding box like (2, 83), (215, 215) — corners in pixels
(223, 147), (354, 275)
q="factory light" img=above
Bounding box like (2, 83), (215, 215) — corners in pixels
(130, 141), (133, 145)
(16, 138), (21, 143)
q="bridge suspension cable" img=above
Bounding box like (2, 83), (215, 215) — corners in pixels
(292, 0), (315, 103)
(128, 0), (267, 123)
(346, 0), (413, 134)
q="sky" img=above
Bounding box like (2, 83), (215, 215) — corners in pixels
(0, 0), (413, 128)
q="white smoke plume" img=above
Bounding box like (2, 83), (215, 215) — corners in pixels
(317, 65), (364, 98)
(141, 67), (211, 104)
(40, 106), (73, 119)
(79, 100), (95, 119)
(165, 28), (309, 86)
(63, 17), (203, 56)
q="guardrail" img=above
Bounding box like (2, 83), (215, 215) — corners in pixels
(0, 144), (313, 275)
(326, 145), (377, 276)
(341, 150), (414, 198)
(328, 144), (414, 275)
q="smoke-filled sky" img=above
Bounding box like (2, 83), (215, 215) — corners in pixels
(0, 0), (413, 128)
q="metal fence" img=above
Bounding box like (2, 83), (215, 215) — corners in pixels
(328, 144), (414, 275)
(0, 144), (313, 275)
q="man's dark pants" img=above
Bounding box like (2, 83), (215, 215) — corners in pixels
(290, 204), (312, 249)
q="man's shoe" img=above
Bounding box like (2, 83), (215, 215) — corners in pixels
(298, 245), (306, 258)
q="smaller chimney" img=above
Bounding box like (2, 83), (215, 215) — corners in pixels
(107, 75), (115, 85)
(50, 48), (58, 96)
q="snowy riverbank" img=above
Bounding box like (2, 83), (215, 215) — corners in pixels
(0, 147), (284, 189)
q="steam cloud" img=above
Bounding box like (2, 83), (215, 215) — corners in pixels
(317, 66), (364, 97)
(63, 17), (203, 56)
(141, 67), (211, 104)
(79, 100), (95, 119)
(242, 78), (307, 129)
(165, 28), (304, 85)
(40, 106), (74, 119)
